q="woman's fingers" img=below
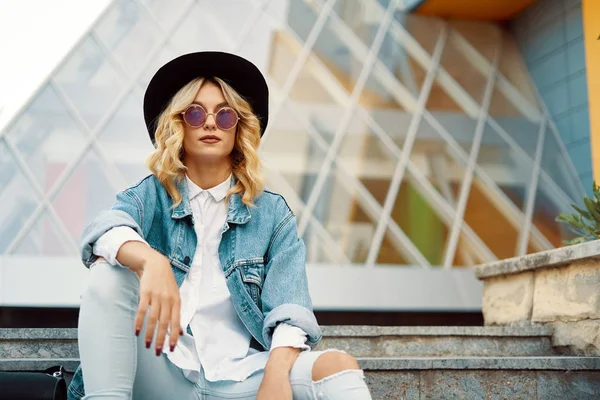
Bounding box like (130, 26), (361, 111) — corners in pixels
(169, 298), (182, 352)
(154, 294), (173, 355)
(145, 294), (161, 350)
(134, 290), (150, 338)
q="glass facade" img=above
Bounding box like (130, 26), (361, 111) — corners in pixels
(0, 0), (585, 273)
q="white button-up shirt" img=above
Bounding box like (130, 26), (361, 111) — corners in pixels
(94, 175), (309, 383)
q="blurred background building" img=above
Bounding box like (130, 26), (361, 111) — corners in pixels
(0, 0), (595, 326)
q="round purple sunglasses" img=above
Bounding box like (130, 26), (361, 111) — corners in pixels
(180, 104), (240, 130)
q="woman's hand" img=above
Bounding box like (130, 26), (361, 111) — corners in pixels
(116, 241), (182, 355)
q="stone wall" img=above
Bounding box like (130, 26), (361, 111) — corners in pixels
(476, 240), (600, 355)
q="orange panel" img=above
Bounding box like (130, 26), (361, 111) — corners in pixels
(583, 0), (600, 185)
(415, 0), (537, 21)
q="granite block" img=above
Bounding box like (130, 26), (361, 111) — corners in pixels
(319, 325), (552, 337)
(0, 340), (79, 359)
(0, 328), (78, 340)
(317, 335), (554, 357)
(420, 370), (538, 399)
(0, 358), (80, 372)
(358, 357), (600, 371)
(537, 371), (600, 399)
(364, 371), (420, 400)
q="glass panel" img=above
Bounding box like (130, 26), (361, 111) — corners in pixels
(488, 80), (527, 118)
(438, 30), (488, 106)
(138, 0), (194, 32)
(305, 162), (388, 264)
(260, 101), (328, 208)
(51, 150), (116, 244)
(170, 3), (222, 53)
(529, 187), (577, 253)
(0, 142), (39, 255)
(290, 0), (377, 96)
(6, 84), (87, 193)
(400, 117), (470, 266)
(269, 36), (347, 146)
(236, 3), (291, 75)
(463, 177), (519, 260)
(463, 123), (537, 259)
(447, 20), (501, 62)
(197, 0), (260, 45)
(529, 127), (581, 250)
(337, 113), (398, 207)
(389, 178), (447, 266)
(376, 228), (410, 265)
(304, 219), (347, 264)
(497, 32), (541, 110)
(96, 91), (155, 185)
(54, 35), (126, 130)
(360, 22), (431, 111)
(540, 129), (582, 206)
(95, 0), (164, 75)
(138, 43), (180, 89)
(402, 13), (444, 57)
(13, 210), (70, 256)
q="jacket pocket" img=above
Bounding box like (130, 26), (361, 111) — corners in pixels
(239, 262), (264, 310)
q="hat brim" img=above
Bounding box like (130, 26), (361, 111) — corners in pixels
(143, 52), (269, 144)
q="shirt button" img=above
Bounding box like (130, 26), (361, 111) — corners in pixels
(184, 256), (191, 264)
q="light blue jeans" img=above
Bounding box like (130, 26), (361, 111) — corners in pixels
(78, 261), (371, 399)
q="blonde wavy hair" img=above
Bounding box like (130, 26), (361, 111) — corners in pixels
(146, 77), (264, 207)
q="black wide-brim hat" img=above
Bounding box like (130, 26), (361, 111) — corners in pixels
(143, 51), (269, 144)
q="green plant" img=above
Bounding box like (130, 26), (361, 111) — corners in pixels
(556, 181), (600, 245)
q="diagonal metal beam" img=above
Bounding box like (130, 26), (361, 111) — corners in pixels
(6, 1), (198, 254)
(297, 0), (399, 235)
(517, 117), (547, 256)
(272, 1), (496, 265)
(365, 22), (448, 267)
(442, 43), (500, 269)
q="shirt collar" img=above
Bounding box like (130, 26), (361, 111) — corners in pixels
(186, 174), (232, 203)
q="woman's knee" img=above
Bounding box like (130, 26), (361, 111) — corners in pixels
(83, 261), (139, 304)
(311, 350), (360, 382)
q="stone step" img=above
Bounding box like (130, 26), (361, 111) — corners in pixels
(2, 357), (599, 399)
(316, 325), (557, 357)
(0, 325), (558, 359)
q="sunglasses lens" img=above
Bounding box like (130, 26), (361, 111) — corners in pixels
(216, 108), (238, 130)
(183, 106), (206, 127)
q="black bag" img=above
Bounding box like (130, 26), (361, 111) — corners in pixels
(0, 366), (69, 400)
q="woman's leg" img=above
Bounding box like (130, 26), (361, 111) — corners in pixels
(198, 350), (371, 400)
(78, 261), (198, 400)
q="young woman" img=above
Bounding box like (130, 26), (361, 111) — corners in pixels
(67, 52), (372, 400)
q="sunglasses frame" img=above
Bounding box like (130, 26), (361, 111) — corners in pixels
(180, 104), (240, 130)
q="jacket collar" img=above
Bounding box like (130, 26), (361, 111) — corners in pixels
(171, 175), (251, 225)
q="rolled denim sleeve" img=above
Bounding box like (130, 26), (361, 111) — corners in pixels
(261, 202), (322, 349)
(80, 189), (150, 268)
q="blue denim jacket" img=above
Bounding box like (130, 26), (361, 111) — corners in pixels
(67, 174), (322, 399)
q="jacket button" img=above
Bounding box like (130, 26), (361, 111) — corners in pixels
(184, 256), (190, 264)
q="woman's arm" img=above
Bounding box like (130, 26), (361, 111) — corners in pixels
(260, 199), (322, 349)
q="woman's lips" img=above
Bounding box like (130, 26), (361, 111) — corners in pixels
(199, 135), (220, 144)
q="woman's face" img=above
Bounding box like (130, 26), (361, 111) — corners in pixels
(182, 81), (237, 164)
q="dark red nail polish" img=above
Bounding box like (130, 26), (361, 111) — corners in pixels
(170, 345), (175, 352)
(156, 349), (161, 356)
(135, 329), (140, 336)
(180, 330), (184, 336)
(145, 341), (151, 349)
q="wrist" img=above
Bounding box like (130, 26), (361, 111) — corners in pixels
(139, 248), (168, 271)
